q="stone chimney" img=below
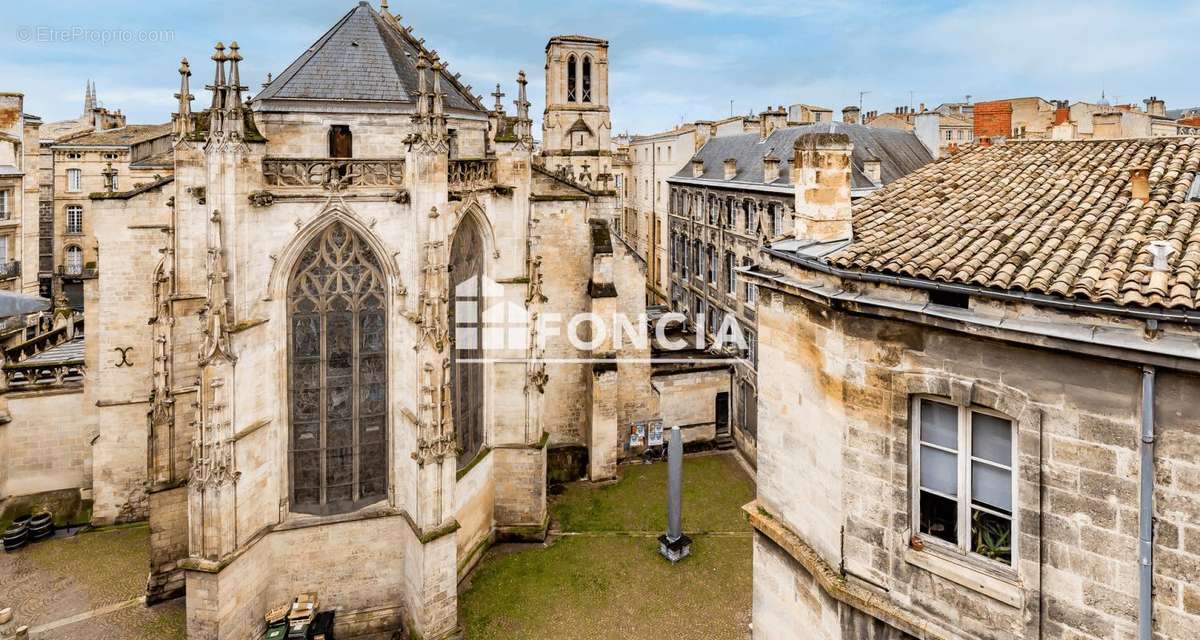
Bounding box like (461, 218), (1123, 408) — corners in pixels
(863, 156), (881, 185)
(842, 105), (860, 125)
(793, 133), (853, 243)
(723, 158), (738, 180)
(763, 154), (781, 183)
(1053, 100), (1070, 125)
(691, 158), (704, 178)
(759, 107), (787, 140)
(1144, 96), (1166, 117)
(1129, 166), (1149, 201)
(1093, 112), (1123, 140)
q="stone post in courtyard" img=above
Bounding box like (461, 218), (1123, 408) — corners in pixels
(659, 426), (691, 562)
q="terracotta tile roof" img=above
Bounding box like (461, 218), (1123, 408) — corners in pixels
(830, 137), (1200, 309)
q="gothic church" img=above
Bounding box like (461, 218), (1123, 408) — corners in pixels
(82, 2), (654, 637)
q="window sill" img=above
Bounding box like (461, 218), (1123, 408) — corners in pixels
(903, 542), (1022, 608)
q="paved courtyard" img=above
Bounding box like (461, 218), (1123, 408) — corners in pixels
(0, 524), (185, 640)
(459, 452), (756, 640)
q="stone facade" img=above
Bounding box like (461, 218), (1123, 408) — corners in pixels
(744, 134), (1200, 640)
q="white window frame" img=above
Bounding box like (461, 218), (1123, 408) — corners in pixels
(67, 168), (82, 192)
(66, 205), (83, 234)
(65, 245), (83, 275)
(0, 235), (9, 263)
(910, 395), (1018, 569)
(0, 189), (9, 220)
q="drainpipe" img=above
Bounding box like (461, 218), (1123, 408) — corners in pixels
(1138, 364), (1156, 640)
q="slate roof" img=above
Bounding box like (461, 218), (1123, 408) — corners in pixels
(255, 1), (483, 112)
(22, 337), (84, 365)
(672, 122), (932, 191)
(830, 137), (1200, 310)
(56, 123), (172, 147)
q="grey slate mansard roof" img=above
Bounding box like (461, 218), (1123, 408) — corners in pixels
(670, 121), (933, 192)
(254, 1), (483, 112)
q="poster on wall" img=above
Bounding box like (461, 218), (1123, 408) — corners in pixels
(629, 422), (646, 447)
(648, 420), (664, 446)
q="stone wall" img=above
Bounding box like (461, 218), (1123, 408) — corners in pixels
(652, 366), (728, 444)
(185, 515), (410, 640)
(752, 284), (1200, 639)
(0, 388), (87, 500)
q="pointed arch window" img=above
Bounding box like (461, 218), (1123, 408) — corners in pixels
(288, 222), (388, 515)
(566, 55), (578, 103)
(449, 216), (485, 469)
(582, 55), (593, 103)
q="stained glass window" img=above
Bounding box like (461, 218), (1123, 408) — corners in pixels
(288, 222), (387, 515)
(450, 216), (485, 469)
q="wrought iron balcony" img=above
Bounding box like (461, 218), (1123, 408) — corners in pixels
(262, 158), (406, 188)
(0, 261), (20, 280)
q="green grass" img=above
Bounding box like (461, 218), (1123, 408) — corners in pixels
(552, 454), (755, 533)
(460, 453), (756, 640)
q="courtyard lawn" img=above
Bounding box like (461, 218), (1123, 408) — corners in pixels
(460, 452), (756, 640)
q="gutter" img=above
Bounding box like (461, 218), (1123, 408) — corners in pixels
(1138, 366), (1156, 640)
(760, 247), (1200, 325)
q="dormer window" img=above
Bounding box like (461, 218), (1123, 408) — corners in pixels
(566, 55), (578, 103)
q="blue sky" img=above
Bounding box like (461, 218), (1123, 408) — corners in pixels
(3, 0), (1198, 135)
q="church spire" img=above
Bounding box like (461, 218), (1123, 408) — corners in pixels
(207, 42), (227, 137)
(208, 42), (227, 112)
(226, 41), (246, 110)
(174, 58), (194, 138)
(84, 80), (96, 115)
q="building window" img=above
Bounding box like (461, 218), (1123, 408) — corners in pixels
(725, 252), (735, 293)
(450, 216), (486, 469)
(65, 245), (83, 275)
(581, 55), (592, 103)
(707, 245), (717, 284)
(67, 168), (82, 192)
(682, 238), (690, 279)
(0, 235), (9, 264)
(769, 203), (782, 237)
(912, 397), (1015, 566)
(567, 55), (578, 102)
(742, 257), (757, 306)
(66, 205), (83, 234)
(725, 199), (735, 227)
(693, 240), (702, 280)
(288, 222), (388, 515)
(0, 190), (9, 220)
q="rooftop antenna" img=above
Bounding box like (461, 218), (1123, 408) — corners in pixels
(909, 90), (914, 112)
(966, 94), (972, 105)
(730, 99), (734, 117)
(858, 90), (871, 112)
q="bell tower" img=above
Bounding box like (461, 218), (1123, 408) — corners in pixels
(542, 35), (613, 192)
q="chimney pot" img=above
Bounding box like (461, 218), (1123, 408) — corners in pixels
(841, 105), (860, 125)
